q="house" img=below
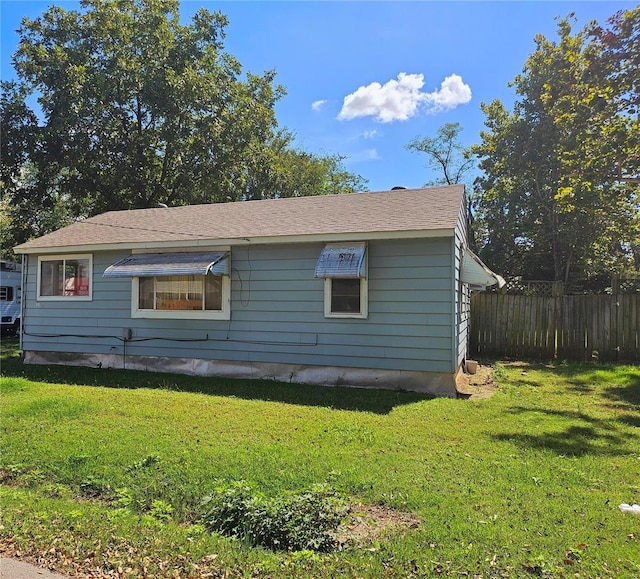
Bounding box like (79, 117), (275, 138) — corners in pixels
(14, 185), (503, 397)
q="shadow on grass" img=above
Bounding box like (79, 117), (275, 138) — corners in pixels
(496, 359), (640, 406)
(491, 406), (638, 457)
(0, 353), (435, 415)
(618, 413), (640, 428)
(553, 362), (640, 407)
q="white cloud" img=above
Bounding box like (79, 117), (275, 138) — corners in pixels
(362, 130), (378, 139)
(338, 72), (471, 123)
(311, 99), (328, 112)
(424, 74), (472, 113)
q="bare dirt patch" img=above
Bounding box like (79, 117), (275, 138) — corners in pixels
(338, 502), (421, 545)
(456, 363), (498, 400)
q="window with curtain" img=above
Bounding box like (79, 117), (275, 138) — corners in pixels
(138, 275), (222, 311)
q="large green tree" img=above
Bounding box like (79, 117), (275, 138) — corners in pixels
(590, 6), (640, 272)
(473, 10), (640, 287)
(0, 0), (365, 257)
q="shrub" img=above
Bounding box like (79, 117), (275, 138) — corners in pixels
(200, 482), (349, 552)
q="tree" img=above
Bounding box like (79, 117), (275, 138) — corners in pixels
(407, 122), (480, 249)
(1, 0), (365, 255)
(0, 81), (77, 259)
(406, 122), (474, 186)
(472, 12), (640, 287)
(590, 6), (640, 271)
(238, 129), (367, 201)
(0, 81), (36, 196)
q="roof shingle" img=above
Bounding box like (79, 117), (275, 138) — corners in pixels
(15, 185), (465, 252)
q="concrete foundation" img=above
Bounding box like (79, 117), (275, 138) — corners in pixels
(22, 350), (459, 397)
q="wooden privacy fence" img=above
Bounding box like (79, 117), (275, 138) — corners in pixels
(470, 293), (640, 361)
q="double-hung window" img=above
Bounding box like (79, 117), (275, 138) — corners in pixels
(104, 251), (230, 320)
(315, 242), (367, 319)
(37, 255), (92, 300)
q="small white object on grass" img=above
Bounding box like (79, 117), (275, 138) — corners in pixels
(619, 503), (640, 514)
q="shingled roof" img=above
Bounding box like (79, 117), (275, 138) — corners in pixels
(15, 185), (465, 253)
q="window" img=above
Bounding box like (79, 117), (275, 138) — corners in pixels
(0, 286), (14, 301)
(132, 274), (229, 319)
(315, 243), (368, 319)
(104, 251), (230, 320)
(37, 255), (92, 300)
(326, 277), (367, 317)
(138, 275), (222, 311)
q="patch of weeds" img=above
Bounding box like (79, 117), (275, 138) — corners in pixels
(78, 475), (113, 501)
(201, 481), (349, 552)
(149, 499), (174, 521)
(522, 554), (560, 577)
(121, 455), (185, 516)
(41, 482), (73, 500)
(24, 468), (46, 487)
(126, 454), (161, 472)
(0, 464), (46, 487)
(492, 361), (507, 382)
(113, 487), (133, 508)
(0, 463), (27, 484)
(186, 523), (207, 539)
(379, 490), (410, 510)
(289, 549), (322, 564)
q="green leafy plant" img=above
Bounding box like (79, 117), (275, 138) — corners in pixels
(126, 454), (161, 472)
(149, 499), (174, 521)
(200, 482), (349, 552)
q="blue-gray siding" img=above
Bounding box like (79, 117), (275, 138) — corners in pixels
(21, 238), (456, 373)
(454, 200), (470, 369)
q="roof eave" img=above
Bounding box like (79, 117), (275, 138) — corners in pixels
(15, 228), (456, 255)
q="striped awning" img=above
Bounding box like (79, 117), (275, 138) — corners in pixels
(315, 242), (366, 278)
(103, 251), (229, 278)
(461, 249), (505, 289)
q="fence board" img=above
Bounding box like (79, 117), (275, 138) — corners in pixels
(471, 293), (640, 361)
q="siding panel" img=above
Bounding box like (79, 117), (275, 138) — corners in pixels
(454, 200), (469, 369)
(22, 239), (455, 375)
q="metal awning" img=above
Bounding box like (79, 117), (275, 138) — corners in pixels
(461, 249), (505, 289)
(103, 251), (229, 278)
(314, 242), (366, 278)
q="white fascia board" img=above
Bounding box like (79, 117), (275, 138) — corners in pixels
(15, 228), (456, 255)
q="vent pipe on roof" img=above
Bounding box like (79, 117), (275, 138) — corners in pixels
(391, 186), (407, 190)
(154, 203), (168, 208)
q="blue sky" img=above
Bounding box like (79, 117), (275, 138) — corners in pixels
(1, 1), (634, 192)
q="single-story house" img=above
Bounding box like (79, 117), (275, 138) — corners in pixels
(14, 185), (503, 397)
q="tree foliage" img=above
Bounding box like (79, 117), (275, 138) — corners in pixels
(473, 10), (640, 287)
(407, 122), (474, 186)
(407, 122), (480, 250)
(0, 0), (366, 258)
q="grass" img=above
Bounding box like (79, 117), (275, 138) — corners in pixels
(1, 337), (639, 578)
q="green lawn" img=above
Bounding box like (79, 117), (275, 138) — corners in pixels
(1, 338), (638, 578)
